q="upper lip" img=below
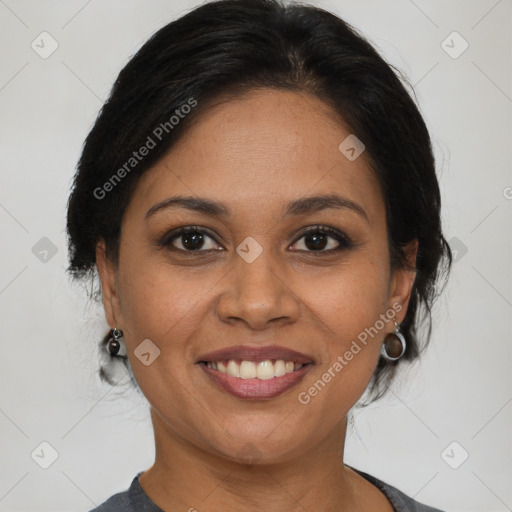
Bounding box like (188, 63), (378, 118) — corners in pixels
(196, 344), (315, 364)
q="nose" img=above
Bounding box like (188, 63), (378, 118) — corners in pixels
(215, 249), (301, 330)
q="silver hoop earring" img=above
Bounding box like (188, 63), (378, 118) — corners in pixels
(107, 327), (123, 356)
(381, 320), (406, 361)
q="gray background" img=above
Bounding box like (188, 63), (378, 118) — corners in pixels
(0, 0), (511, 511)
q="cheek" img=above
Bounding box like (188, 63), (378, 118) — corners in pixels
(117, 258), (217, 343)
(309, 257), (390, 337)
(299, 257), (390, 406)
(114, 259), (216, 409)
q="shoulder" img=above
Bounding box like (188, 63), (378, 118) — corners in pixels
(88, 491), (132, 512)
(349, 466), (445, 512)
(88, 467), (445, 512)
(88, 472), (163, 512)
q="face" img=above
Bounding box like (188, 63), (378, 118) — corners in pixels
(97, 88), (416, 464)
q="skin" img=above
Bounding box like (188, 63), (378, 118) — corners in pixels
(97, 88), (417, 511)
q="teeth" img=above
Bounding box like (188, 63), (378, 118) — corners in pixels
(207, 359), (305, 379)
(256, 360), (275, 380)
(227, 360), (240, 378)
(239, 360), (257, 379)
(274, 360), (286, 377)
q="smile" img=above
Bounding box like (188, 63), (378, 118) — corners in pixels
(196, 344), (315, 399)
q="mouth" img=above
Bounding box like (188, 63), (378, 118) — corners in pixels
(196, 345), (315, 400)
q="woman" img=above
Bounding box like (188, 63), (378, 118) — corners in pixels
(66, 0), (452, 510)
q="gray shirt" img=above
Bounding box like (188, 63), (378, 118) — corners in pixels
(89, 466), (444, 511)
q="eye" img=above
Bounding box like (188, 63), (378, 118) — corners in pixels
(290, 225), (352, 253)
(161, 226), (222, 253)
(159, 225), (353, 255)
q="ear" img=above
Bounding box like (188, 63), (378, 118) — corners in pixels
(96, 240), (122, 328)
(388, 239), (418, 324)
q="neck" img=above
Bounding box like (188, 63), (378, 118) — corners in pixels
(138, 408), (372, 512)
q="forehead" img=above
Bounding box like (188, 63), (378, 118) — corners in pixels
(126, 88), (384, 224)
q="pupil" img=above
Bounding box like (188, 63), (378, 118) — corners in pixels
(182, 232), (204, 250)
(305, 231), (327, 250)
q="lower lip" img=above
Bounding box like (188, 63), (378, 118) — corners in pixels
(198, 363), (313, 400)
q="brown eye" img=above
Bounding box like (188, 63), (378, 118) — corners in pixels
(303, 231), (330, 250)
(162, 227), (222, 253)
(179, 231), (207, 250)
(290, 226), (352, 253)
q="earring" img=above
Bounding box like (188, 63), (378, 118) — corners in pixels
(107, 327), (123, 356)
(381, 320), (406, 361)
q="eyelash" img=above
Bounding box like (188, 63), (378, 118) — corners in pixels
(158, 225), (353, 256)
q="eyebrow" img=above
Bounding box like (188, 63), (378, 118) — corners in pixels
(145, 193), (368, 222)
